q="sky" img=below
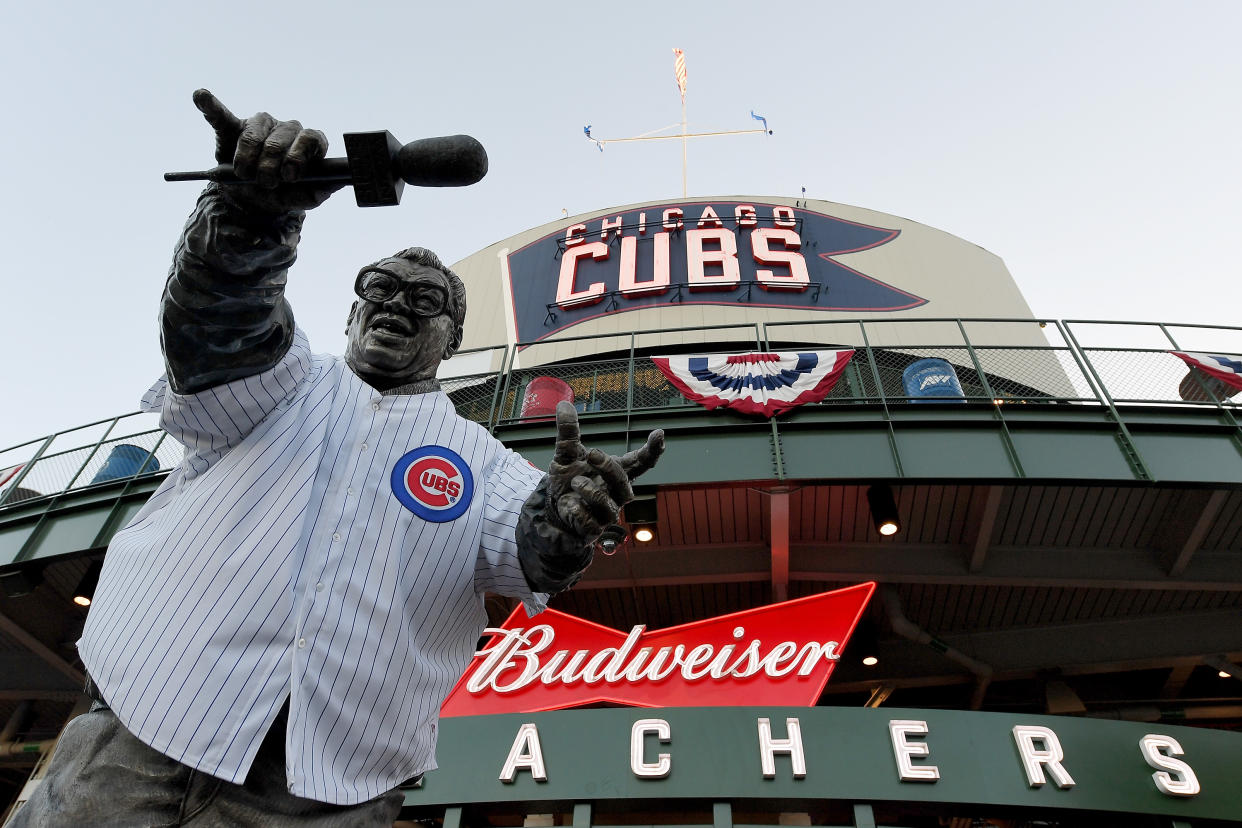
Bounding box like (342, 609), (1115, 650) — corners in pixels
(2, 0), (1240, 446)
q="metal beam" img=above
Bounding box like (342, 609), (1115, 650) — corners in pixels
(828, 609), (1242, 690)
(1205, 655), (1242, 680)
(965, 486), (1003, 573)
(791, 543), (1242, 591)
(1161, 661), (1198, 699)
(581, 543), (768, 588)
(1161, 490), (1228, 577)
(580, 540), (1242, 591)
(770, 492), (789, 603)
(863, 685), (893, 708)
(0, 611), (83, 686)
(0, 690), (82, 702)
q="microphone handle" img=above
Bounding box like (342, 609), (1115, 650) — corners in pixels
(164, 157), (355, 184)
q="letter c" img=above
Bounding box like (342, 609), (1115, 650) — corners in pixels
(556, 242), (609, 308)
(631, 718), (671, 778)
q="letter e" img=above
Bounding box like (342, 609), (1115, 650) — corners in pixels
(889, 719), (939, 782)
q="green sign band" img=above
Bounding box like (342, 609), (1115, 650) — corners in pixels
(408, 706), (1242, 822)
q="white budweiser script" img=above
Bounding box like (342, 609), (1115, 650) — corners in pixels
(466, 624), (841, 694)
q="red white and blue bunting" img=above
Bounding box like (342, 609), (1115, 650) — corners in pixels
(1171, 351), (1242, 395)
(652, 351), (854, 418)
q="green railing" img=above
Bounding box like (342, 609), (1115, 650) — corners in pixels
(2, 319), (1238, 511)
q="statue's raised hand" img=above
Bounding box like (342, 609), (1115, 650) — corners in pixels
(193, 89), (344, 213)
(546, 401), (665, 541)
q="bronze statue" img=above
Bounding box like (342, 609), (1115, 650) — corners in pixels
(13, 91), (663, 826)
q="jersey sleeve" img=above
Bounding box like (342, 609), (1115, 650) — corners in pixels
(140, 328), (315, 477)
(160, 185), (303, 394)
(475, 448), (549, 615)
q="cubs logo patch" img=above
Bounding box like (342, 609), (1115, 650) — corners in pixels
(390, 446), (473, 522)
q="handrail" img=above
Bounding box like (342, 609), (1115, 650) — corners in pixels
(2, 318), (1238, 512)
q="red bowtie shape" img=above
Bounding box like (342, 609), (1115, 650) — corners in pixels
(441, 582), (875, 716)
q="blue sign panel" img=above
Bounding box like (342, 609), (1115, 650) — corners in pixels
(504, 201), (926, 346)
(902, 358), (967, 403)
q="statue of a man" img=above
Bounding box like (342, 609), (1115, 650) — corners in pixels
(13, 91), (663, 826)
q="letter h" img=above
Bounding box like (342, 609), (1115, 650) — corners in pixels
(757, 717), (806, 779)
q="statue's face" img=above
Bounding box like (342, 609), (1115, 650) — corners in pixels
(344, 258), (462, 390)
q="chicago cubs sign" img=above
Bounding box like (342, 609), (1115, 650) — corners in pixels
(504, 202), (926, 345)
(391, 446), (473, 522)
(441, 582), (875, 716)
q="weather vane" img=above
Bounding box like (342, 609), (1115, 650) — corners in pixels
(583, 49), (772, 197)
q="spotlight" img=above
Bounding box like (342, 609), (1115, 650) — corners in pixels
(1205, 655), (1239, 680)
(852, 619), (880, 667)
(867, 485), (900, 537)
(624, 495), (658, 544)
(597, 525), (628, 555)
(73, 559), (104, 607)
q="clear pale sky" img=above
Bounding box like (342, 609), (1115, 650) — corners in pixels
(2, 1), (1239, 445)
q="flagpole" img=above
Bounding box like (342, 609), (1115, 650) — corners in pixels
(681, 95), (688, 198)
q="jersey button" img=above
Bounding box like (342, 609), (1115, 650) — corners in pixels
(347, 487), (355, 496)
(297, 638), (306, 649)
(315, 582), (325, 592)
(372, 401), (381, 411)
(361, 443), (369, 452)
(332, 532), (340, 542)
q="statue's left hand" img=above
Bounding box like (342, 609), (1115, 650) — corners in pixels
(546, 401), (665, 541)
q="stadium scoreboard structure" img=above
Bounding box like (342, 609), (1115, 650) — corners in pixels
(1, 194), (1240, 827)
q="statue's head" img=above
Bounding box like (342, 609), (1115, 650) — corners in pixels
(344, 247), (467, 391)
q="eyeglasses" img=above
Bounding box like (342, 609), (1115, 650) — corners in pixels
(354, 268), (450, 318)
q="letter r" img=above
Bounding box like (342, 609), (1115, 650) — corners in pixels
(1012, 725), (1075, 789)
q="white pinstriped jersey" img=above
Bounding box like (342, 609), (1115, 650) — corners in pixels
(78, 328), (546, 805)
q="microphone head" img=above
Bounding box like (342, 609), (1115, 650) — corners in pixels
(395, 135), (488, 187)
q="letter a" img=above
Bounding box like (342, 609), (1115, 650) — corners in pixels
(499, 722), (548, 782)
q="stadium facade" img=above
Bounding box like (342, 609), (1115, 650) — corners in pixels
(1, 195), (1240, 827)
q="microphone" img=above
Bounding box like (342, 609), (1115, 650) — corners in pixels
(164, 131), (488, 208)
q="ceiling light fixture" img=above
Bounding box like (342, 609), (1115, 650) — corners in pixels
(73, 559), (104, 607)
(867, 485), (901, 537)
(624, 495), (659, 544)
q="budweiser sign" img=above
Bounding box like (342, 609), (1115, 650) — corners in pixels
(441, 583), (875, 716)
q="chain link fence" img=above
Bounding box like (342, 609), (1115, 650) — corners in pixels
(0, 412), (176, 508)
(1065, 321), (1242, 407)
